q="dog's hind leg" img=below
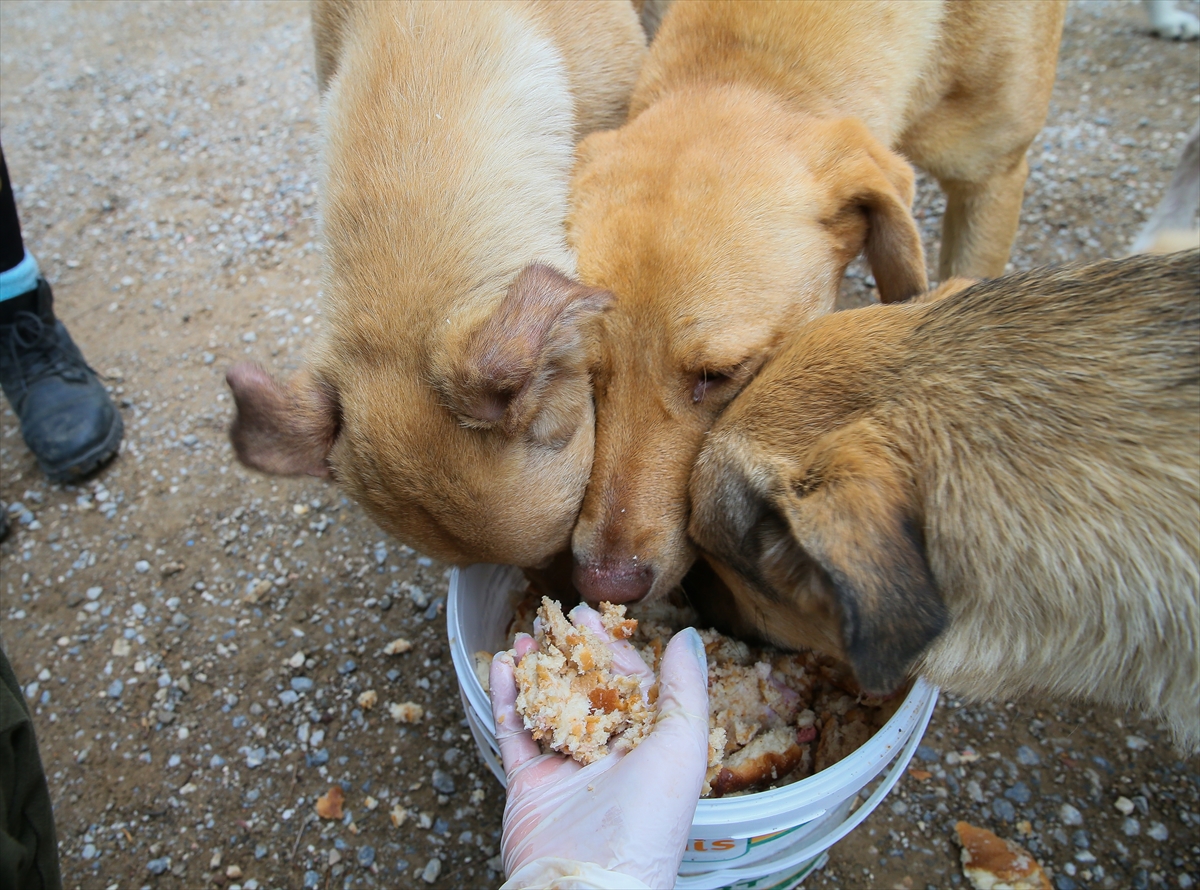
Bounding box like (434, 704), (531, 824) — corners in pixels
(1131, 122), (1200, 254)
(936, 153), (1030, 281)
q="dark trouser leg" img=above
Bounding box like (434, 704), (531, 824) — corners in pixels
(0, 645), (62, 890)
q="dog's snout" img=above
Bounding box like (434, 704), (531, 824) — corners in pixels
(572, 557), (654, 605)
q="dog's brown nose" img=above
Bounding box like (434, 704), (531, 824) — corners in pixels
(572, 558), (653, 605)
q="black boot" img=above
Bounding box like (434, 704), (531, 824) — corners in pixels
(0, 278), (123, 481)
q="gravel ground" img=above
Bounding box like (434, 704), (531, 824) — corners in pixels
(0, 2), (1196, 890)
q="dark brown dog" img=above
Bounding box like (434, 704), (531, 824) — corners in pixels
(689, 251), (1200, 753)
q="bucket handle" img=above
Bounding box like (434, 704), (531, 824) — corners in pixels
(675, 686), (938, 890)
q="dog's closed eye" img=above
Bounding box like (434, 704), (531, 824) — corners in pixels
(692, 369), (733, 403)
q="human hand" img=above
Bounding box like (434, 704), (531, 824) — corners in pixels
(490, 603), (709, 889)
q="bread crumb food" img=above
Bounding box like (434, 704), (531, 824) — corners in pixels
(955, 821), (1051, 890)
(492, 590), (903, 796)
(388, 701), (424, 724)
(510, 598), (653, 765)
(383, 637), (412, 655)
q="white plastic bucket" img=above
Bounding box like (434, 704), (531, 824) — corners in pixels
(448, 563), (939, 890)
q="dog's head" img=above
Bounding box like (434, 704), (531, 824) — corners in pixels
(687, 312), (947, 694)
(227, 264), (609, 566)
(566, 85), (927, 605)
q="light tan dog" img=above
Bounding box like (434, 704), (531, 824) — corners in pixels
(688, 251), (1200, 753)
(226, 1), (646, 565)
(567, 0), (1067, 604)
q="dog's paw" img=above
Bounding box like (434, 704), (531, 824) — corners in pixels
(1146, 0), (1200, 39)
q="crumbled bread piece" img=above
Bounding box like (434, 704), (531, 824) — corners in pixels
(504, 589), (899, 795)
(511, 598), (652, 765)
(388, 701), (424, 724)
(955, 821), (1051, 890)
(383, 637), (412, 655)
(357, 689), (378, 711)
(708, 726), (812, 797)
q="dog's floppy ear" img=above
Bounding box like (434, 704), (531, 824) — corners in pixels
(227, 363), (341, 477)
(774, 420), (946, 693)
(814, 120), (928, 304)
(439, 263), (610, 446)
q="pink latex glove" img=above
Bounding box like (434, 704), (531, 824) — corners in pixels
(490, 604), (709, 889)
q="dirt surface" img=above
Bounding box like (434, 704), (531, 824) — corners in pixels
(0, 2), (1196, 890)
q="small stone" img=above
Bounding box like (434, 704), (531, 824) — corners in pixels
(337, 659), (357, 675)
(421, 858), (441, 883)
(160, 561), (185, 577)
(306, 749), (330, 767)
(992, 798), (1016, 823)
(242, 331), (257, 343)
(245, 747), (266, 768)
(1121, 817), (1140, 836)
(279, 691), (299, 706)
(1054, 876), (1077, 890)
(81, 843), (96, 860)
(1059, 803), (1083, 826)
(287, 651), (306, 669)
(1114, 796), (1135, 815)
(291, 677), (314, 693)
(107, 680), (124, 699)
(1125, 735), (1149, 751)
(1072, 829), (1090, 849)
(1004, 782), (1032, 805)
(357, 846), (375, 868)
(147, 857), (170, 875)
(1015, 745), (1040, 766)
(431, 770), (455, 795)
(65, 590), (85, 608)
(86, 586), (103, 600)
(303, 871), (320, 890)
(226, 865), (243, 879)
(891, 800), (909, 816)
(966, 780), (985, 803)
(134, 560), (151, 574)
(1147, 822), (1168, 841)
(112, 638), (132, 657)
(915, 744), (939, 763)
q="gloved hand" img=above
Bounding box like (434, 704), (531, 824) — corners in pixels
(490, 603), (710, 889)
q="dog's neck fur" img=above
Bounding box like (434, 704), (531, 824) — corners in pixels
(629, 0), (947, 144)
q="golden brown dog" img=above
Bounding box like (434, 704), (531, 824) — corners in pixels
(567, 0), (1067, 604)
(688, 251), (1200, 753)
(226, 1), (646, 566)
